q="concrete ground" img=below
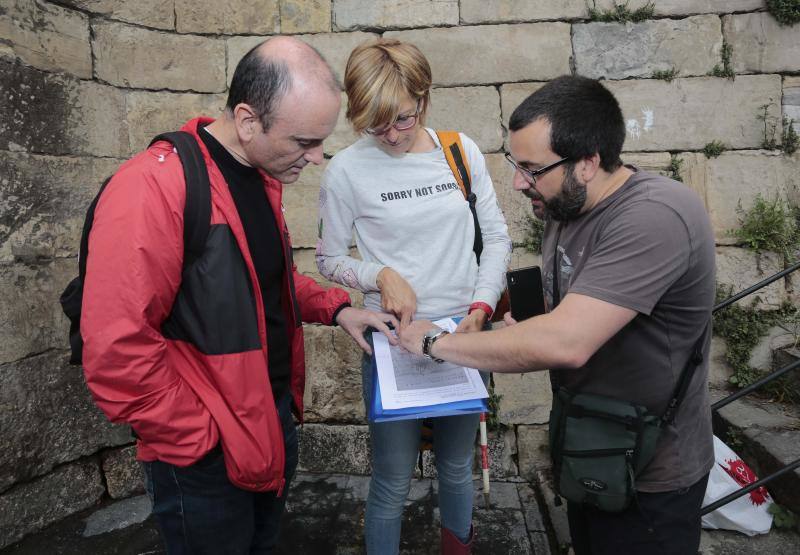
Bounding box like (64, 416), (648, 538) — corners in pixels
(3, 472), (799, 555)
(0, 474), (550, 555)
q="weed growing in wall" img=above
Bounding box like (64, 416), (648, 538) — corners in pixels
(667, 154), (684, 182)
(588, 1), (655, 22)
(703, 141), (728, 158)
(709, 41), (735, 79)
(651, 67), (678, 82)
(767, 0), (800, 25)
(518, 214), (545, 255)
(730, 194), (800, 262)
(782, 117), (799, 155)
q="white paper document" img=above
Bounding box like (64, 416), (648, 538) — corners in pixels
(372, 318), (489, 410)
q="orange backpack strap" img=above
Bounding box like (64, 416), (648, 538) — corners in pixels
(436, 130), (472, 200)
(436, 130), (483, 264)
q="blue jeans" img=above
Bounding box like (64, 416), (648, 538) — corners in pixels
(361, 346), (480, 554)
(143, 393), (298, 555)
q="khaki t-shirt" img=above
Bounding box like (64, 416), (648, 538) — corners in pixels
(543, 168), (715, 492)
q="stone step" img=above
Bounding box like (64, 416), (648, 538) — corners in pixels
(711, 387), (800, 515)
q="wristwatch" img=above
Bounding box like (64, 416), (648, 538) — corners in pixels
(422, 328), (450, 363)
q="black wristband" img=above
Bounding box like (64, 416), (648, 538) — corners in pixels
(331, 302), (352, 326)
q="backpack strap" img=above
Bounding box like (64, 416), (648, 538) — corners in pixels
(436, 130), (483, 263)
(149, 131), (212, 268)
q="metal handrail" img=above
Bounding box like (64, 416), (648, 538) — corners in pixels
(701, 261), (800, 516)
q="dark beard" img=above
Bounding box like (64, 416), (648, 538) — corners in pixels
(523, 165), (586, 221)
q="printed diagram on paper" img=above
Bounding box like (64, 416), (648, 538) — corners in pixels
(372, 318), (488, 410)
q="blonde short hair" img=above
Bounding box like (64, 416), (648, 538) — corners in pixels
(344, 38), (432, 133)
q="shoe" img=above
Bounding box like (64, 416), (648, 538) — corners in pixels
(441, 524), (474, 554)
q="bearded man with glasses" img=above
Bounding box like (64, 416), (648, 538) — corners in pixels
(400, 75), (716, 555)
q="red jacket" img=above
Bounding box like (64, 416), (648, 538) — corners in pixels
(81, 118), (350, 493)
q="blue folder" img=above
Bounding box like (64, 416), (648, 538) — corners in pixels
(367, 321), (488, 422)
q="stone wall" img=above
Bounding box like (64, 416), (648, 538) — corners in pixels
(1, 0), (798, 547)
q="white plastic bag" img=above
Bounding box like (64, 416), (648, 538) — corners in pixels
(701, 435), (773, 536)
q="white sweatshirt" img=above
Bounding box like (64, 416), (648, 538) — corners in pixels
(316, 129), (511, 321)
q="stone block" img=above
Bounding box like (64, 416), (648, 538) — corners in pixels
(461, 0), (588, 23)
(0, 151), (122, 263)
(724, 13), (800, 74)
(493, 371), (552, 425)
(325, 92), (360, 156)
(0, 351), (132, 492)
(302, 324), (365, 424)
(386, 24), (571, 87)
(709, 335), (733, 389)
(101, 446), (144, 499)
(573, 15), (722, 80)
(0, 0), (91, 78)
(0, 59), (129, 158)
(58, 1), (175, 30)
(509, 248), (541, 272)
(126, 90), (226, 154)
(784, 77), (800, 135)
(280, 0), (331, 33)
(0, 459), (105, 549)
(517, 425), (551, 480)
(604, 75), (782, 151)
(680, 150), (799, 243)
(227, 31), (378, 88)
(427, 87), (503, 153)
(93, 20), (226, 93)
(0, 260), (71, 364)
(283, 159), (326, 249)
(175, 0), (279, 34)
(333, 0), (458, 31)
(622, 152), (673, 174)
(595, 0), (763, 16)
(485, 153), (531, 245)
(500, 82), (547, 130)
(716, 247), (786, 309)
(476, 427), (519, 479)
(297, 424), (371, 474)
(748, 326), (797, 372)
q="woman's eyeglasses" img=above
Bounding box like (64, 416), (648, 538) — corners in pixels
(366, 100), (422, 135)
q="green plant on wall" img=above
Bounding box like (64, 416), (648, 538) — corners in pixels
(651, 67), (678, 82)
(758, 103), (780, 150)
(783, 117), (799, 155)
(667, 154), (684, 182)
(703, 140), (728, 158)
(767, 0), (800, 25)
(518, 213), (545, 255)
(587, 1), (655, 22)
(709, 40), (734, 79)
(486, 380), (504, 431)
(730, 194), (800, 263)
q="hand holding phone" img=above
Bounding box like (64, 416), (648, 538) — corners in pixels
(506, 266), (546, 321)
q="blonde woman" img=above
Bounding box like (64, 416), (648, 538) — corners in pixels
(316, 39), (511, 554)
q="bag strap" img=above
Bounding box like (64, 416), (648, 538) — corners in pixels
(149, 131), (212, 268)
(78, 131), (211, 282)
(436, 130), (483, 263)
(659, 321), (710, 425)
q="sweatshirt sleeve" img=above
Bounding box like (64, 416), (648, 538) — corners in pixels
(462, 134), (512, 309)
(315, 161), (386, 292)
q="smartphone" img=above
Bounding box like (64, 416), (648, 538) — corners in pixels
(506, 266), (546, 321)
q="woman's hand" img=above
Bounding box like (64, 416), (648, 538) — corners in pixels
(377, 267), (417, 330)
(455, 309), (487, 333)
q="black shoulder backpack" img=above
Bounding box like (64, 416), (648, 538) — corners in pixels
(59, 131), (211, 365)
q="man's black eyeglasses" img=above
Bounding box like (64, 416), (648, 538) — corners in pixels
(504, 153), (571, 185)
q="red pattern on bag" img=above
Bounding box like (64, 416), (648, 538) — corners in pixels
(720, 458), (770, 506)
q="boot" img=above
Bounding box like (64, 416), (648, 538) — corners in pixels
(441, 525), (474, 555)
